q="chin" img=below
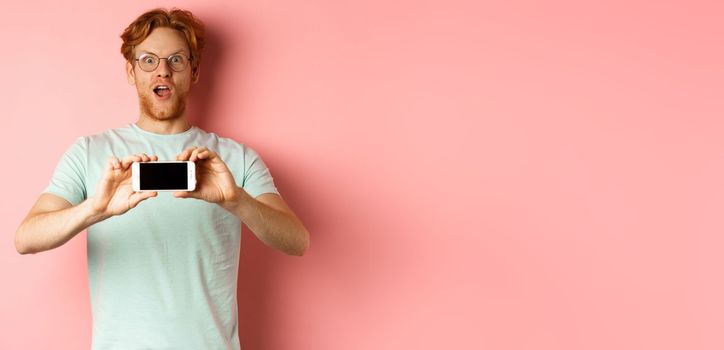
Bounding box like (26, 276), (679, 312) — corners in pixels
(139, 93), (187, 121)
(152, 107), (185, 121)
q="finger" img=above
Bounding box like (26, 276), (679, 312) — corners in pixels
(104, 158), (112, 173)
(107, 156), (117, 169)
(173, 190), (199, 199)
(121, 155), (142, 169)
(151, 155), (158, 161)
(122, 154), (139, 162)
(111, 156), (123, 175)
(197, 149), (215, 160)
(104, 156), (118, 179)
(129, 191), (158, 208)
(191, 147), (209, 162)
(138, 153), (150, 162)
(109, 156), (121, 169)
(177, 147), (197, 161)
(189, 148), (203, 162)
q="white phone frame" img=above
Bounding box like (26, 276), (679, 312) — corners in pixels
(132, 160), (196, 192)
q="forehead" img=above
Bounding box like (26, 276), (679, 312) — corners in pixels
(134, 27), (190, 55)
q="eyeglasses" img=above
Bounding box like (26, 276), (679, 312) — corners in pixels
(135, 53), (193, 72)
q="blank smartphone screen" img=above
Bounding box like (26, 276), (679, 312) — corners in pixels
(139, 162), (188, 190)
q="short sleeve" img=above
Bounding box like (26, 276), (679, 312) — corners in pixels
(241, 145), (280, 199)
(43, 136), (88, 206)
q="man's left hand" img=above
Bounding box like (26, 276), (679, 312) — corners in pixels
(174, 146), (243, 208)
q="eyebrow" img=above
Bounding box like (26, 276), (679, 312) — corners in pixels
(139, 49), (188, 56)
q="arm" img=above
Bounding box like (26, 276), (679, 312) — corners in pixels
(221, 189), (310, 256)
(173, 146), (310, 256)
(16, 153), (159, 255)
(15, 193), (109, 254)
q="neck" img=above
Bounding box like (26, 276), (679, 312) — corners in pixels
(135, 115), (192, 135)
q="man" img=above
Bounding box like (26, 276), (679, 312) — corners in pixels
(14, 7), (310, 350)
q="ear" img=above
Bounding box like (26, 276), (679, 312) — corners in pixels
(125, 61), (136, 85)
(192, 65), (201, 84)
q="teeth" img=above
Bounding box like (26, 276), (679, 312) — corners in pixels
(156, 86), (169, 90)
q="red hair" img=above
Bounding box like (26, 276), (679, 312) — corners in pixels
(120, 8), (206, 73)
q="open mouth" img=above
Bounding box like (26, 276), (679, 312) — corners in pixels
(153, 86), (172, 98)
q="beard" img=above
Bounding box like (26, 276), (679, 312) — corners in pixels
(138, 88), (189, 121)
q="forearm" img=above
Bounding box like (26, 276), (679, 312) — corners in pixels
(222, 187), (309, 256)
(15, 199), (109, 254)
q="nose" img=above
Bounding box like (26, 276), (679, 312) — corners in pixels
(155, 58), (171, 77)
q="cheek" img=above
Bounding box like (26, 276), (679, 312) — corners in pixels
(175, 80), (192, 94)
(134, 79), (149, 91)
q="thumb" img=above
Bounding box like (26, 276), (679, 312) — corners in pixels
(129, 191), (158, 208)
(173, 190), (198, 199)
(102, 156), (120, 180)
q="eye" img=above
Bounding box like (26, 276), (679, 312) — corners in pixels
(142, 56), (156, 64)
(169, 55), (183, 64)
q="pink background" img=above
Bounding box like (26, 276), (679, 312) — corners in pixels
(1, 0), (722, 349)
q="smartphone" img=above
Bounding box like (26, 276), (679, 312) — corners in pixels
(132, 161), (196, 192)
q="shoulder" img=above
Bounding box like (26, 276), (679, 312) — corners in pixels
(193, 126), (255, 155)
(192, 127), (270, 169)
(83, 123), (135, 145)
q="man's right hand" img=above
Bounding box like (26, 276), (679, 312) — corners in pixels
(89, 153), (158, 218)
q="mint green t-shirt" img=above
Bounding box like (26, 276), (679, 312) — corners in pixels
(43, 122), (279, 350)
